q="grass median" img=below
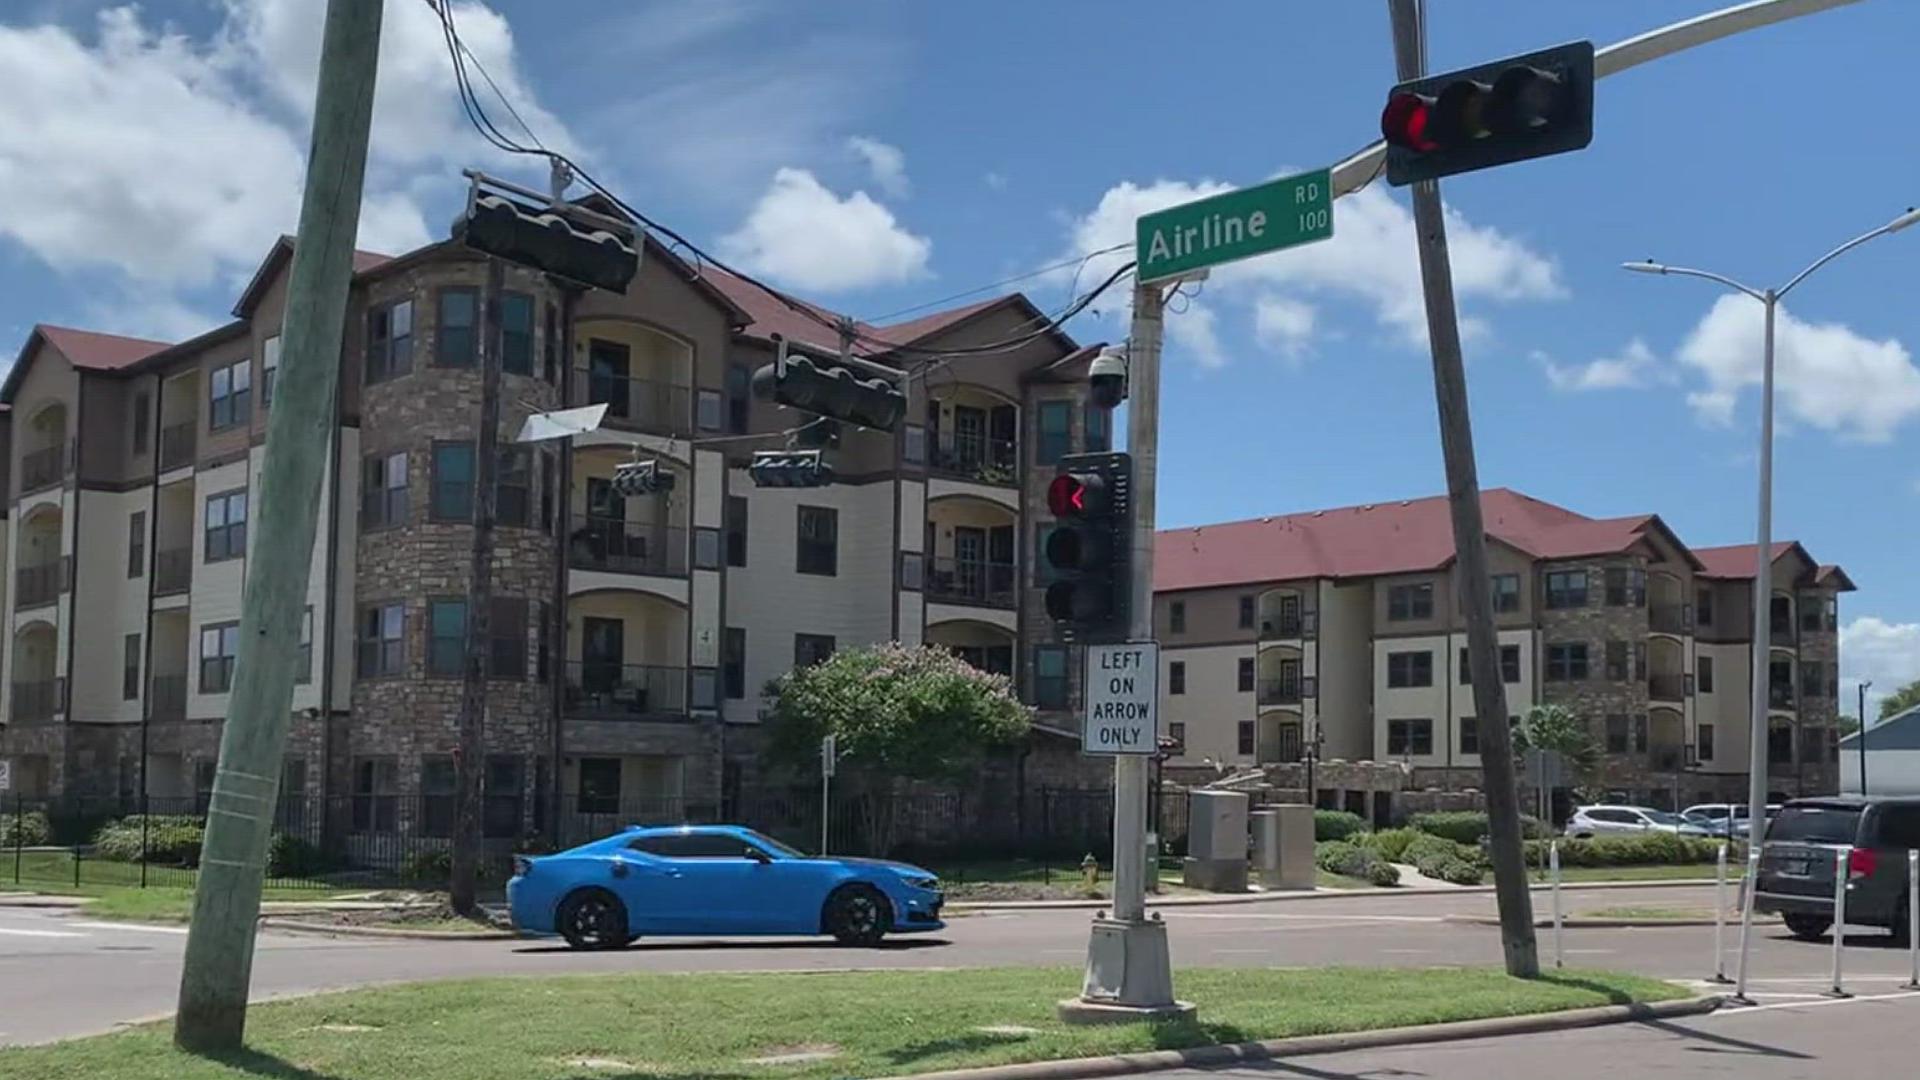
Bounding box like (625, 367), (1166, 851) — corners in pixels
(0, 966), (1685, 1080)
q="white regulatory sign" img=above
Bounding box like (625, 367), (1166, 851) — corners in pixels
(1083, 642), (1159, 755)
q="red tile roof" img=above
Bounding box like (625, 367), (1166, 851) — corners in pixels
(1692, 542), (1798, 579)
(35, 324), (172, 371)
(699, 267), (1034, 357)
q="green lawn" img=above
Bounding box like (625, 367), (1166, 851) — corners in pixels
(934, 859), (1193, 901)
(0, 967), (1685, 1080)
(1584, 906), (1720, 921)
(1545, 863), (1735, 884)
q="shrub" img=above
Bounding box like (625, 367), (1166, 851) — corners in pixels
(1399, 832), (1486, 885)
(0, 810), (50, 848)
(1425, 855), (1486, 885)
(92, 815), (205, 866)
(267, 834), (336, 879)
(1354, 827), (1420, 863)
(1314, 810), (1369, 842)
(1409, 811), (1547, 845)
(1527, 834), (1723, 868)
(1314, 840), (1400, 886)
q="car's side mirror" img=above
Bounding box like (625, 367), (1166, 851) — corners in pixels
(745, 847), (772, 864)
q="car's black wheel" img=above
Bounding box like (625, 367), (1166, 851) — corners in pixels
(557, 888), (631, 950)
(825, 885), (890, 947)
(1783, 913), (1831, 941)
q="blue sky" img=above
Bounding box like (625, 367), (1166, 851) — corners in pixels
(2, 0), (1916, 709)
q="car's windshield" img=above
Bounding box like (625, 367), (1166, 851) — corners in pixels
(743, 830), (806, 858)
(1768, 805), (1862, 845)
(1644, 810), (1685, 827)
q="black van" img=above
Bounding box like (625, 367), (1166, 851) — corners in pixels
(1754, 796), (1920, 940)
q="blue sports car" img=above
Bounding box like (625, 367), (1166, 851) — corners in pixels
(507, 825), (946, 949)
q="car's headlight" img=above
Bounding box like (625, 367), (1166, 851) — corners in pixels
(903, 876), (940, 892)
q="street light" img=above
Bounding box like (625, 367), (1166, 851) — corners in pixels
(1621, 205), (1917, 849)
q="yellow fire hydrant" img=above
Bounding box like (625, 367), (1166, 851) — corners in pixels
(1081, 853), (1100, 891)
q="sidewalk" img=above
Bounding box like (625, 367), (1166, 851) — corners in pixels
(948, 876), (1717, 912)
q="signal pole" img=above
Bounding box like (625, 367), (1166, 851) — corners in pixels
(175, 0), (383, 1050)
(1387, 0), (1538, 978)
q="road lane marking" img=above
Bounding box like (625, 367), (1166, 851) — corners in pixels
(70, 922), (188, 935)
(1706, 990), (1920, 1016)
(0, 927), (85, 939)
(1164, 913), (1445, 923)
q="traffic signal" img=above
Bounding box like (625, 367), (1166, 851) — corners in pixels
(456, 191), (640, 293)
(1380, 40), (1594, 187)
(1043, 452), (1132, 642)
(751, 339), (906, 432)
(611, 459), (674, 497)
(748, 449), (832, 488)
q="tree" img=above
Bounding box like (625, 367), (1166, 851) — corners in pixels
(1879, 678), (1920, 721)
(1513, 704), (1601, 794)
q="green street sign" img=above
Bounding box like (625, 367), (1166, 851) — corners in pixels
(1135, 168), (1333, 283)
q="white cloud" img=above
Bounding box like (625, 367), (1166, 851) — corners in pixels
(1542, 337), (1664, 391)
(719, 168), (931, 292)
(847, 136), (908, 199)
(1167, 301), (1226, 369)
(983, 171), (1008, 191)
(1056, 175), (1562, 364)
(1252, 295), (1316, 361)
(1677, 294), (1920, 442)
(1840, 617), (1920, 721)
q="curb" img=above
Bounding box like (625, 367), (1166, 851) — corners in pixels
(1444, 912), (1765, 929)
(0, 893), (87, 908)
(259, 917), (515, 941)
(946, 876), (1725, 913)
(886, 994), (1722, 1080)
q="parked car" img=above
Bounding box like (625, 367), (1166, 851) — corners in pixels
(1566, 805), (1713, 839)
(1681, 803), (1783, 838)
(507, 825), (946, 950)
(1753, 796), (1920, 941)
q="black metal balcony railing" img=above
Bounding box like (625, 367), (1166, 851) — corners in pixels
(1260, 616), (1303, 640)
(1770, 623), (1796, 647)
(1649, 603), (1689, 634)
(1650, 746), (1686, 771)
(1258, 679), (1303, 707)
(15, 562), (59, 609)
(1770, 683), (1797, 709)
(1648, 673), (1688, 702)
(154, 548), (192, 596)
(20, 445), (63, 493)
(925, 558), (1017, 608)
(11, 679), (59, 723)
(567, 516), (688, 577)
(928, 433), (1017, 485)
(564, 661), (688, 719)
(159, 421), (196, 471)
(149, 674), (187, 721)
(571, 370), (691, 436)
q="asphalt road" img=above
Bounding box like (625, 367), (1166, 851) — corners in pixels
(3, 883), (1916, 1048)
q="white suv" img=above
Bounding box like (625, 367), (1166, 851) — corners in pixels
(1567, 805), (1712, 839)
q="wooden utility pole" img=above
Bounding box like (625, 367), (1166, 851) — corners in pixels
(451, 256), (505, 914)
(175, 0), (383, 1050)
(1386, 0), (1538, 978)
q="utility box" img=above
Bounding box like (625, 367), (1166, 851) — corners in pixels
(1268, 803), (1316, 890)
(1182, 789), (1249, 892)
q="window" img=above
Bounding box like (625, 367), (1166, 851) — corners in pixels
(1634, 641), (1647, 680)
(1387, 582), (1434, 621)
(1169, 661), (1186, 695)
(1605, 640), (1629, 681)
(501, 291), (534, 374)
(296, 608), (312, 685)
(1459, 645), (1524, 685)
(427, 600), (466, 678)
(1034, 646), (1069, 708)
(724, 628), (746, 699)
(794, 633), (836, 668)
(484, 756), (525, 839)
(696, 389), (722, 432)
(1238, 657), (1254, 693)
(204, 489), (248, 562)
(1169, 601), (1186, 634)
(694, 528), (721, 571)
(496, 447), (531, 527)
(902, 424), (926, 466)
(1085, 403), (1111, 452)
(1699, 723), (1715, 761)
(367, 298), (414, 382)
(1460, 717), (1482, 756)
(1605, 566), (1647, 606)
(132, 390), (150, 453)
(262, 334), (281, 405)
(1800, 596), (1823, 633)
(199, 622), (240, 693)
(435, 288), (478, 367)
(1388, 718), (1432, 756)
(421, 756), (456, 838)
(1545, 570), (1588, 609)
(726, 365), (752, 435)
(1168, 722), (1187, 748)
(539, 452), (556, 534)
(352, 757), (398, 834)
(796, 505), (837, 575)
(1698, 655), (1715, 693)
(209, 359), (251, 431)
(123, 633), (141, 701)
(1632, 713), (1648, 753)
(1037, 401), (1072, 464)
(358, 602), (405, 678)
(725, 496), (748, 567)
(900, 551), (923, 591)
(431, 442), (475, 521)
(1825, 595), (1838, 632)
(1238, 595), (1255, 629)
(1545, 642), (1588, 681)
(1387, 650), (1433, 688)
(543, 302), (559, 383)
(1801, 660), (1825, 699)
(362, 451), (408, 529)
(1237, 721), (1255, 756)
(128, 511), (146, 578)
(491, 597), (527, 680)
(535, 601), (550, 683)
(1697, 586), (1714, 627)
(1606, 714), (1629, 754)
(1491, 573), (1520, 613)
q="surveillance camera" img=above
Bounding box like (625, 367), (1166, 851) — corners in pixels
(1088, 346), (1127, 409)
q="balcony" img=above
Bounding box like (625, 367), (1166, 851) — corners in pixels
(567, 516), (688, 578)
(1769, 683), (1796, 709)
(1648, 673), (1688, 702)
(571, 370), (690, 436)
(1258, 679), (1303, 707)
(563, 661), (688, 719)
(20, 446), (63, 493)
(929, 433), (1017, 486)
(11, 679), (59, 723)
(149, 674), (187, 721)
(155, 549), (191, 596)
(1649, 603), (1690, 635)
(159, 422), (195, 471)
(1650, 745), (1687, 771)
(14, 562), (60, 610)
(1770, 623), (1796, 648)
(925, 558), (1016, 608)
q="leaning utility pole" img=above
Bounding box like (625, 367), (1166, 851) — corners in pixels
(1386, 0), (1538, 978)
(451, 256), (505, 914)
(175, 0), (383, 1050)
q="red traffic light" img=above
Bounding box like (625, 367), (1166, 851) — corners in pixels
(1047, 472), (1106, 517)
(1381, 92), (1437, 152)
(1381, 42), (1592, 186)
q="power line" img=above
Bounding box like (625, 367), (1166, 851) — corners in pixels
(863, 243), (1133, 324)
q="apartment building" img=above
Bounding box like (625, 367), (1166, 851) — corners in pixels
(1153, 489), (1852, 807)
(0, 218), (1109, 834)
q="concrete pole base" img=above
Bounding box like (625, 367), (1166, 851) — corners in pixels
(1058, 916), (1194, 1025)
